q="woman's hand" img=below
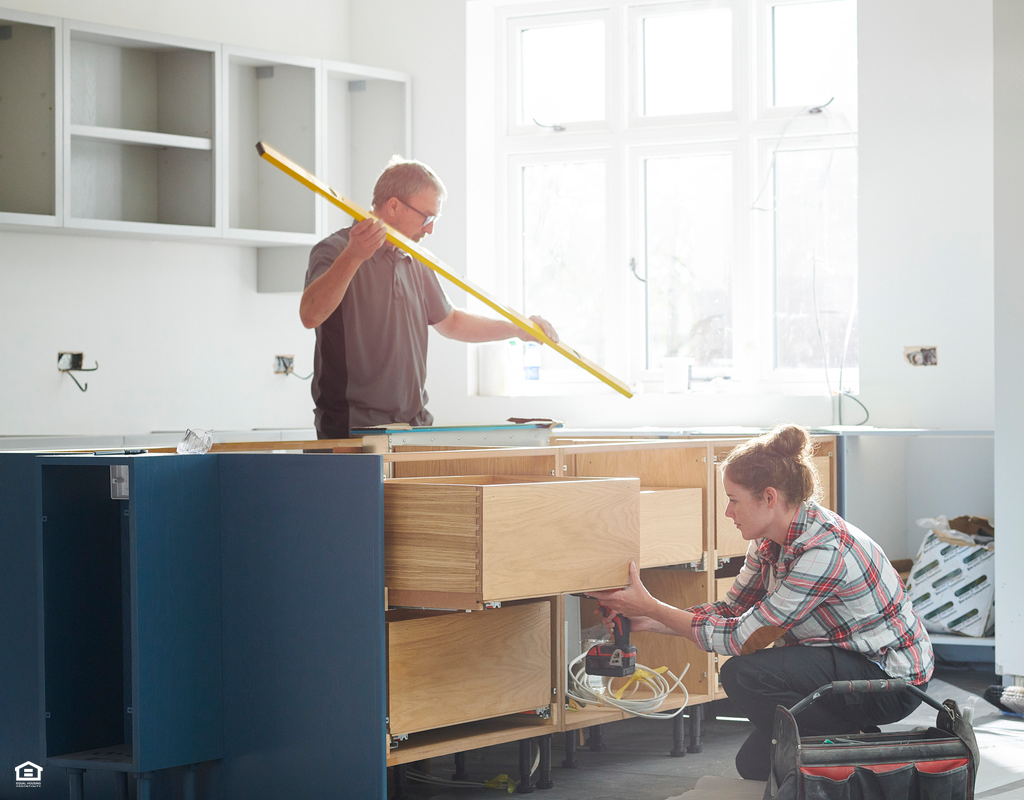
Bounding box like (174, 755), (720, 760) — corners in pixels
(596, 612), (668, 635)
(588, 561), (698, 642)
(587, 562), (658, 619)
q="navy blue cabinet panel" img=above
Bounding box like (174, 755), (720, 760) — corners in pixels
(3, 452), (385, 800)
(0, 454), (52, 798)
(38, 455), (223, 774)
(217, 454), (386, 800)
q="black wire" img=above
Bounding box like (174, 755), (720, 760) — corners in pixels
(839, 391), (870, 426)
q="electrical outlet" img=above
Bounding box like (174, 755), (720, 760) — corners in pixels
(57, 352), (83, 371)
(274, 355), (295, 375)
(904, 346), (937, 366)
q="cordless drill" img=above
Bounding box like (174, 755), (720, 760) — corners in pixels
(585, 606), (637, 678)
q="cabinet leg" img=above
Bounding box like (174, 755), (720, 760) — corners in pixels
(536, 734), (554, 789)
(586, 724), (606, 752)
(670, 711), (687, 757)
(452, 752), (469, 782)
(687, 704), (704, 753)
(135, 772), (154, 800)
(184, 763), (198, 800)
(516, 738), (534, 794)
(115, 772), (129, 800)
(561, 730), (578, 769)
(390, 764), (409, 800)
(67, 768), (85, 800)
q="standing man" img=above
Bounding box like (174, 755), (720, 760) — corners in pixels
(300, 156), (557, 440)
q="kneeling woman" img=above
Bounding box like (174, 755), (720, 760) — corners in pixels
(588, 424), (933, 781)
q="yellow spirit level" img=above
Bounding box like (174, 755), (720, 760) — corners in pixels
(255, 141), (633, 399)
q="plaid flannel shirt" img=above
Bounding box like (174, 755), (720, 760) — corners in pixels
(689, 501), (933, 685)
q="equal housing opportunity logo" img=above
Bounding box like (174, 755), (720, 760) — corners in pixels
(15, 762), (42, 788)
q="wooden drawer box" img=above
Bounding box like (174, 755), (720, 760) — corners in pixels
(387, 602), (553, 737)
(639, 487), (703, 567)
(384, 475), (639, 609)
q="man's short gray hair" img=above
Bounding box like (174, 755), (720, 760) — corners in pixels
(372, 155), (447, 210)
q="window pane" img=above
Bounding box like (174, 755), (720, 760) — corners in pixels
(773, 146), (858, 370)
(522, 162), (606, 367)
(521, 22), (605, 125)
(772, 1), (857, 117)
(644, 9), (732, 116)
(645, 154), (733, 370)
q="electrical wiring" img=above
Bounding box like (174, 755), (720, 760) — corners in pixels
(404, 741), (539, 790)
(566, 650), (690, 719)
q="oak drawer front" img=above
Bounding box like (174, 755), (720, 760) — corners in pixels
(715, 576), (736, 602)
(385, 475), (639, 609)
(639, 487), (703, 568)
(387, 602), (552, 736)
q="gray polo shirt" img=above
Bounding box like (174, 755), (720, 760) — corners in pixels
(305, 226), (453, 437)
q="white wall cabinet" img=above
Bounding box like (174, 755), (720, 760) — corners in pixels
(0, 7), (410, 254)
(0, 9), (61, 227)
(257, 59), (411, 292)
(224, 47), (319, 244)
(66, 22), (219, 235)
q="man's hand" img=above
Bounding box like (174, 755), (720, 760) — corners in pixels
(300, 218), (388, 329)
(518, 315), (559, 344)
(344, 217), (387, 263)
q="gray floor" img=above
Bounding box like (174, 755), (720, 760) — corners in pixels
(390, 660), (1019, 800)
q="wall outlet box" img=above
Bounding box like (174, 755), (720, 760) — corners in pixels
(274, 355), (295, 374)
(57, 352), (83, 370)
(904, 346), (937, 366)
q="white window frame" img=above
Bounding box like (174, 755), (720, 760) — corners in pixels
(480, 0), (857, 396)
(507, 8), (614, 136)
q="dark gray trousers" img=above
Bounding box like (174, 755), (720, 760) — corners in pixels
(719, 645), (926, 781)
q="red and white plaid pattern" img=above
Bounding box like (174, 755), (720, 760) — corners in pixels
(690, 501), (934, 685)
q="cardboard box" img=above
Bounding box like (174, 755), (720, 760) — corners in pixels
(907, 529), (994, 637)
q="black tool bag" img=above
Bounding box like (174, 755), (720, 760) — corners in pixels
(765, 679), (980, 800)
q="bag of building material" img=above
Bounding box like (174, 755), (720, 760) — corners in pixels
(905, 515), (994, 638)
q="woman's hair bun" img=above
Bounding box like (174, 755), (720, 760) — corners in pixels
(766, 424), (811, 459)
(722, 423), (819, 505)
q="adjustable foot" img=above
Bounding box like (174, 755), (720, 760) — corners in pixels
(687, 704), (704, 753)
(516, 738), (534, 793)
(536, 734), (553, 789)
(452, 751), (469, 782)
(562, 730), (578, 768)
(67, 768), (85, 800)
(670, 711), (687, 757)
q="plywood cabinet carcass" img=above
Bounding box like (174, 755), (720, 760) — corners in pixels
(639, 487), (703, 567)
(387, 602), (553, 739)
(384, 475), (639, 610)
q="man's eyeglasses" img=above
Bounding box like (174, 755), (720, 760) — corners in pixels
(398, 198), (440, 227)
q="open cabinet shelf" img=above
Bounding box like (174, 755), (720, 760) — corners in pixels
(64, 22), (218, 234)
(0, 9), (60, 227)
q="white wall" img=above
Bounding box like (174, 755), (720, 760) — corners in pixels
(858, 0), (994, 430)
(0, 0), (350, 437)
(2, 0), (351, 61)
(351, 0), (995, 433)
(993, 0), (1024, 678)
(0, 232), (316, 435)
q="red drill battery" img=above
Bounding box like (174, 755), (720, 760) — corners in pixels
(585, 608), (637, 678)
